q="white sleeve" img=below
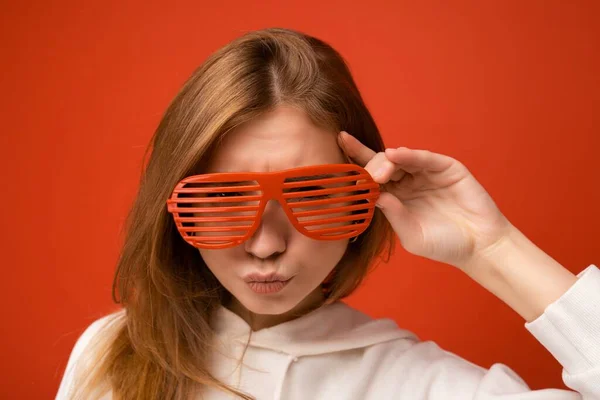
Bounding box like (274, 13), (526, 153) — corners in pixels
(469, 264), (600, 399)
(521, 264), (600, 399)
(409, 265), (600, 400)
(55, 312), (122, 400)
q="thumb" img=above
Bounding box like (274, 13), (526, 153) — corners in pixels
(376, 192), (422, 250)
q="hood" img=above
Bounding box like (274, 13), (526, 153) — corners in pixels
(210, 300), (419, 357)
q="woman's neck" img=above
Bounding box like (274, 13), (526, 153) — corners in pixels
(225, 287), (326, 331)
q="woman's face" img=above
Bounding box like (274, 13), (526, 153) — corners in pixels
(198, 105), (349, 324)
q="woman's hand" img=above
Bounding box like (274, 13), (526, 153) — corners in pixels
(338, 131), (514, 270)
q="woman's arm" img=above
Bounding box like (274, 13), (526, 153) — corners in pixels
(459, 223), (578, 323)
(337, 131), (599, 398)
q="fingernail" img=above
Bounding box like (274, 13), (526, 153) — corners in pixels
(374, 166), (386, 178)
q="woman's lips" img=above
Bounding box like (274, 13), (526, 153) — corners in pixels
(247, 278), (292, 294)
(244, 273), (294, 294)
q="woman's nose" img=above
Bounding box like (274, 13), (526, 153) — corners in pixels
(244, 200), (289, 259)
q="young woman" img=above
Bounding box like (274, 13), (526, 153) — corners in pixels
(56, 28), (599, 400)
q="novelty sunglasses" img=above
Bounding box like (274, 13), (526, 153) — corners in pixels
(166, 164), (380, 249)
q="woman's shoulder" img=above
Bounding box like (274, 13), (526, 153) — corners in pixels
(70, 309), (125, 356)
(325, 305), (527, 394)
(358, 335), (533, 396)
(56, 309), (125, 400)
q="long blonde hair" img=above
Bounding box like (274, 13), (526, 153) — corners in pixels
(69, 27), (396, 399)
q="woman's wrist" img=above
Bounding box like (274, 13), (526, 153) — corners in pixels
(460, 223), (579, 322)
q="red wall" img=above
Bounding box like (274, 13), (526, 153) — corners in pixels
(1, 1), (598, 398)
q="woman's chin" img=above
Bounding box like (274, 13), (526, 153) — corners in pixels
(238, 294), (299, 316)
(234, 282), (325, 318)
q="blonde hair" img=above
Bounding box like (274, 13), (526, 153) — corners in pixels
(68, 27), (395, 399)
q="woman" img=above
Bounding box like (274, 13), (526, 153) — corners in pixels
(56, 27), (599, 399)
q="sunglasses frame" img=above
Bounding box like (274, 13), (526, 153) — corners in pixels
(166, 163), (380, 249)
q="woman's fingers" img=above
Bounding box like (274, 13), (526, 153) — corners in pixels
(365, 154), (407, 183)
(338, 132), (455, 185)
(374, 191), (423, 248)
(337, 131), (376, 166)
(338, 132), (407, 183)
(384, 147), (454, 173)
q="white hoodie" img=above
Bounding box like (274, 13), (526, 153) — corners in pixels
(56, 264), (600, 399)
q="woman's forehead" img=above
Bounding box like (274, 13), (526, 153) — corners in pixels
(206, 107), (346, 173)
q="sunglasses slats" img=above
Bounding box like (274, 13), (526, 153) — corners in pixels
(283, 170), (377, 240)
(173, 183), (261, 192)
(304, 223), (365, 235)
(282, 172), (371, 188)
(282, 182), (378, 200)
(300, 213), (372, 227)
(168, 204), (260, 213)
(174, 215), (256, 223)
(172, 194), (262, 203)
(285, 192), (378, 208)
(195, 237), (245, 241)
(167, 164), (379, 248)
(291, 202), (373, 217)
(169, 178), (260, 247)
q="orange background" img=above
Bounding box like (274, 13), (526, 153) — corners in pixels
(1, 1), (599, 398)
